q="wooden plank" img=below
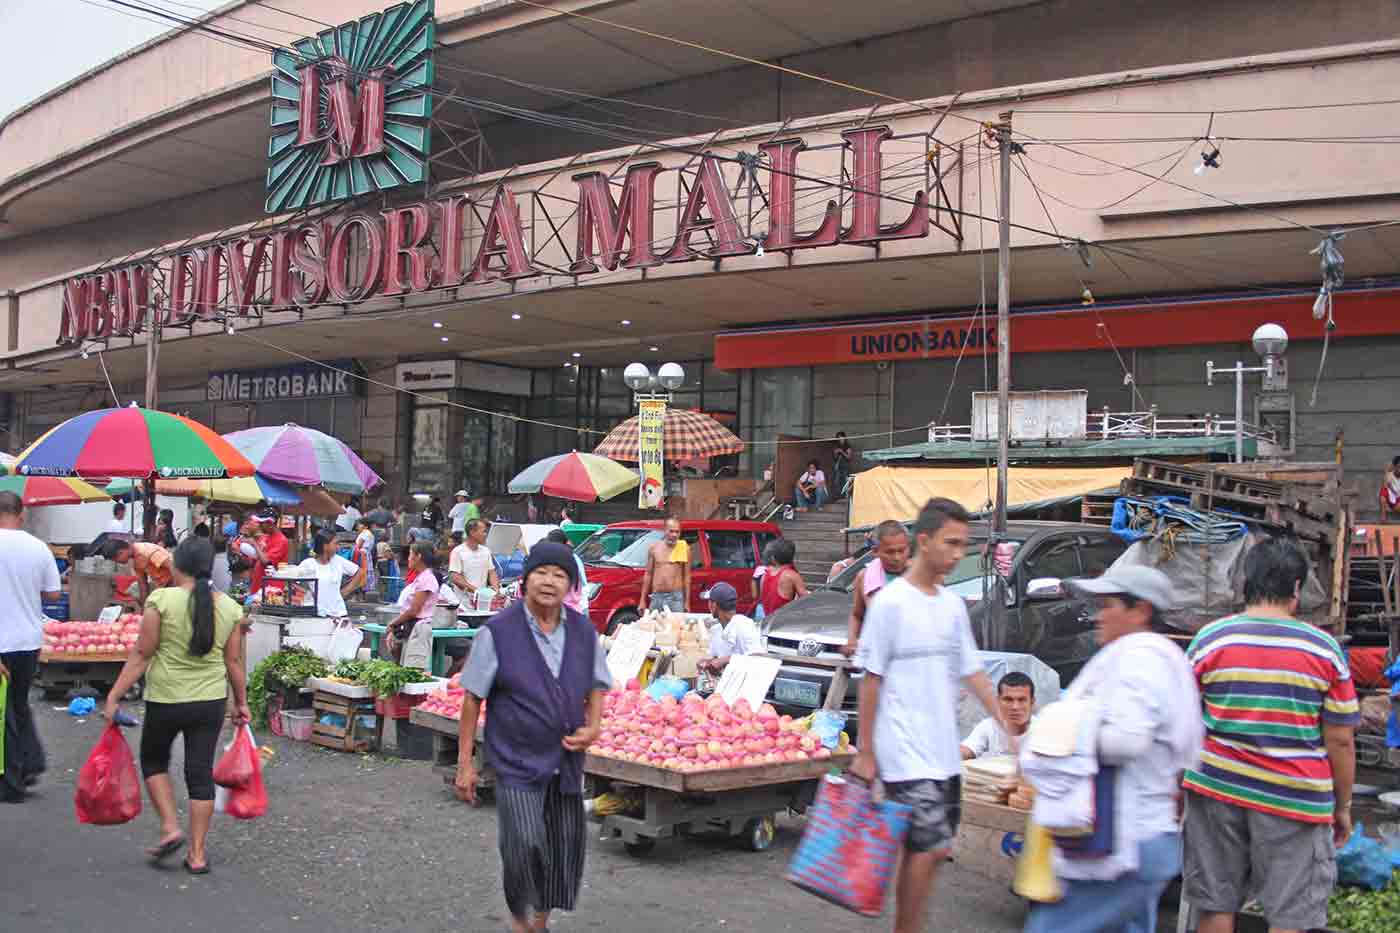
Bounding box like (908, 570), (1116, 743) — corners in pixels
(585, 751), (852, 793)
(409, 707), (460, 736)
(39, 651), (128, 664)
(961, 799), (1028, 833)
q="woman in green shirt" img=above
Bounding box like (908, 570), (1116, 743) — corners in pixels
(106, 537), (248, 875)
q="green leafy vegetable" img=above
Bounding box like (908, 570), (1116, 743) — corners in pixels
(248, 647), (330, 726)
(355, 660), (433, 698)
(334, 659), (371, 680)
(1329, 869), (1400, 933)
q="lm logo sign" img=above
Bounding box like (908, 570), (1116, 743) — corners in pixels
(266, 0), (435, 213)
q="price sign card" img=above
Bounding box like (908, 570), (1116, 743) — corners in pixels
(606, 625), (655, 687)
(715, 655), (782, 711)
(97, 605), (122, 625)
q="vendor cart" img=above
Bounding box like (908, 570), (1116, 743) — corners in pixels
(406, 707), (495, 798)
(34, 649), (129, 700)
(587, 656), (856, 857)
(585, 751), (853, 856)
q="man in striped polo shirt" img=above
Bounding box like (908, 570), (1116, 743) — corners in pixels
(1182, 537), (1359, 933)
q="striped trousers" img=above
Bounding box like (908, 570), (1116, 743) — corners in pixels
(495, 776), (587, 919)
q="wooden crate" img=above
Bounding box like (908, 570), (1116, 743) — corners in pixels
(310, 690), (378, 753)
(1079, 494), (1117, 526)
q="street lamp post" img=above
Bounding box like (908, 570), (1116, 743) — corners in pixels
(1206, 323), (1289, 464)
(624, 362), (685, 510)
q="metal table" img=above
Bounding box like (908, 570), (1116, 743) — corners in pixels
(358, 620), (482, 676)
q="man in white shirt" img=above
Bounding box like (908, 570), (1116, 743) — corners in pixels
(853, 497), (1006, 933)
(447, 490), (476, 537)
(698, 583), (762, 677)
(794, 460), (828, 512)
(336, 500), (362, 533)
(0, 491), (63, 802)
(449, 518), (499, 618)
(961, 671), (1035, 759)
(106, 501), (131, 537)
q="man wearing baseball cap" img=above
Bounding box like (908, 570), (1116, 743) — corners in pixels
(1023, 563), (1203, 933)
(249, 510), (289, 594)
(454, 541), (613, 933)
(447, 490), (477, 538)
(698, 582), (763, 678)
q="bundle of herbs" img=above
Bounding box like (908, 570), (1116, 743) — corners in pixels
(248, 647), (330, 726)
(354, 660), (433, 698)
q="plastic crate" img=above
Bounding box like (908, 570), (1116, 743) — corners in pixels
(375, 692), (427, 720)
(279, 709), (315, 742)
(43, 595), (70, 622)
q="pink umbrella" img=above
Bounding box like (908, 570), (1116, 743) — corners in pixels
(223, 424), (381, 495)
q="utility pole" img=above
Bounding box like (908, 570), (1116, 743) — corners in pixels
(143, 319), (159, 410)
(994, 112), (1013, 535)
(142, 319), (159, 540)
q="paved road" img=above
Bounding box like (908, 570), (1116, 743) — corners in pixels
(3, 701), (1030, 932)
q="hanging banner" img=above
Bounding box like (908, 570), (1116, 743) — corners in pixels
(637, 399), (667, 510)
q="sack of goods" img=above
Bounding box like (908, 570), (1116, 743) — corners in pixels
(962, 755), (1018, 805)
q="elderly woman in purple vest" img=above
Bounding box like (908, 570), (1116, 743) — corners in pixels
(454, 540), (614, 933)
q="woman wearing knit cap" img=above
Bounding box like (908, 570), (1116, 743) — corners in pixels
(454, 540), (614, 933)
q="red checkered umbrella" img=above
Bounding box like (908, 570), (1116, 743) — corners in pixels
(593, 409), (744, 462)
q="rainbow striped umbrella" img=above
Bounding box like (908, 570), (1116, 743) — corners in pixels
(223, 424), (381, 495)
(507, 451), (639, 502)
(0, 474), (111, 506)
(13, 405), (254, 480)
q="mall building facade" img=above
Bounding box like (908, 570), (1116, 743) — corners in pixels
(4, 0), (1400, 503)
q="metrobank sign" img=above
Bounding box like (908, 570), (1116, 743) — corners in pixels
(55, 2), (965, 347)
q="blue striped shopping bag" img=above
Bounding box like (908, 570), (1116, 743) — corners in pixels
(787, 774), (912, 917)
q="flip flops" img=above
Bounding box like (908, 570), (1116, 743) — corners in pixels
(146, 835), (186, 863)
(182, 858), (210, 875)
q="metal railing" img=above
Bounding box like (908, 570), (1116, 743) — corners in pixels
(926, 405), (1279, 446)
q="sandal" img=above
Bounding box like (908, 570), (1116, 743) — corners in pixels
(182, 858), (210, 875)
(146, 835), (186, 862)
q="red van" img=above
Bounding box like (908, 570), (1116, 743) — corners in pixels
(576, 520), (782, 633)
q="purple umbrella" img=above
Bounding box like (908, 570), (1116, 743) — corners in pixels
(223, 424), (381, 495)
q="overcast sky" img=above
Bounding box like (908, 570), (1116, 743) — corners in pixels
(0, 0), (222, 120)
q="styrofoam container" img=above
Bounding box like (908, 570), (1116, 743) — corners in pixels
(400, 676), (449, 696)
(309, 677), (373, 699)
(280, 709), (315, 741)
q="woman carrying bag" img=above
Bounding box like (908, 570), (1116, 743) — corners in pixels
(1019, 565), (1202, 933)
(105, 538), (249, 875)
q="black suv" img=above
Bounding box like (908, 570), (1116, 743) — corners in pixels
(761, 521), (1129, 721)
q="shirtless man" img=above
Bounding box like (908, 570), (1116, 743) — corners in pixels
(639, 516), (690, 613)
(841, 520), (910, 657)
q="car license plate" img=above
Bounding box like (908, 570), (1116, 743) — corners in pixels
(774, 677), (821, 707)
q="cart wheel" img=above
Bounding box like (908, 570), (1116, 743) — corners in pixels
(623, 838), (656, 857)
(743, 815), (776, 852)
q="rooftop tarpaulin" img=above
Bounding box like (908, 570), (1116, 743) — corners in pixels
(849, 464), (1132, 528)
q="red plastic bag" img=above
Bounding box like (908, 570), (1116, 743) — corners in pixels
(212, 724), (257, 789)
(786, 776), (912, 917)
(220, 726), (267, 820)
(75, 723), (143, 826)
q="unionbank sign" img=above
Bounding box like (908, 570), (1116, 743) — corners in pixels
(266, 0), (434, 213)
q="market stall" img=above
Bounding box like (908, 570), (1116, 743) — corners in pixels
(34, 612), (143, 699)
